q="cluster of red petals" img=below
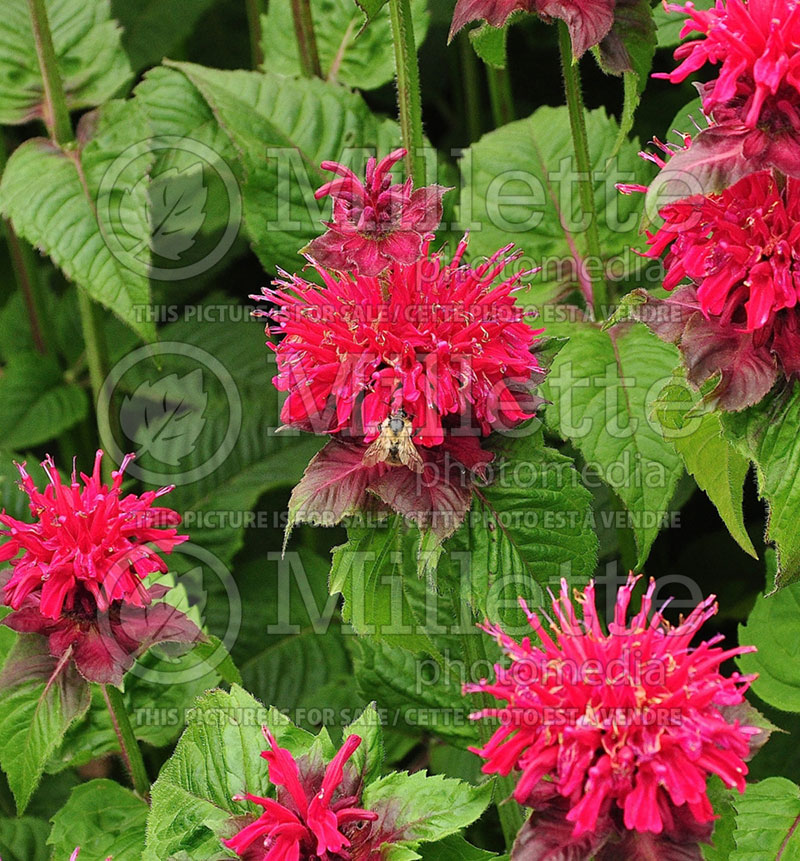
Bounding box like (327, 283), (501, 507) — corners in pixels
(306, 148), (447, 278)
(467, 575), (758, 844)
(223, 730), (378, 860)
(0, 452), (200, 685)
(258, 236), (543, 448)
(449, 0), (617, 59)
(660, 0), (800, 133)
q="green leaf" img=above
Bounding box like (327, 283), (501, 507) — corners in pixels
(654, 0), (713, 49)
(541, 319), (684, 567)
(738, 582), (800, 714)
(343, 702), (385, 787)
(0, 100), (155, 341)
(162, 62), (404, 276)
(145, 685), (314, 860)
(0, 817), (49, 861)
(722, 386), (800, 590)
(0, 351), (87, 448)
(0, 0), (132, 125)
(454, 430), (598, 629)
(652, 372), (756, 558)
(111, 0), (217, 72)
(419, 835), (500, 860)
(48, 779), (148, 860)
(261, 0), (429, 90)
(730, 777), (800, 859)
(353, 0), (388, 25)
(703, 777), (737, 861)
(330, 518), (435, 655)
(469, 23), (508, 69)
(363, 770), (492, 846)
(458, 106), (653, 305)
(0, 635), (90, 813)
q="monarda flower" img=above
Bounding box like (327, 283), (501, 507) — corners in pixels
(305, 148), (447, 278)
(466, 575), (762, 860)
(655, 0), (800, 184)
(222, 730), (379, 860)
(256, 236), (544, 538)
(0, 452), (202, 685)
(622, 170), (800, 409)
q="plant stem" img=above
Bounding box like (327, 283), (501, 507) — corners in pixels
(291, 0), (322, 78)
(459, 33), (482, 143)
(26, 0), (73, 145)
(245, 0), (264, 68)
(487, 66), (514, 127)
(448, 583), (525, 850)
(78, 288), (113, 483)
(102, 684), (151, 799)
(388, 0), (425, 185)
(557, 21), (608, 319)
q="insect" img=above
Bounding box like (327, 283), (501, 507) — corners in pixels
(362, 408), (424, 473)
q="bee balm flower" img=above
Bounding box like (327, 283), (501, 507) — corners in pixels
(466, 575), (761, 856)
(0, 451), (202, 685)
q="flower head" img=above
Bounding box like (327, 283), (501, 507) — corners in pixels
(660, 0), (800, 133)
(466, 575), (759, 844)
(306, 148), (447, 277)
(0, 452), (201, 684)
(223, 730), (378, 860)
(449, 0), (617, 58)
(257, 236), (543, 448)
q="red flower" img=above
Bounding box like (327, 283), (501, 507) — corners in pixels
(449, 0), (617, 59)
(0, 452), (202, 684)
(257, 236), (543, 448)
(222, 730), (378, 860)
(623, 170), (800, 408)
(660, 0), (800, 134)
(306, 148), (447, 277)
(466, 575), (759, 851)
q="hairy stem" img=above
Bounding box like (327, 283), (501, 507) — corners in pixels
(557, 21), (608, 319)
(459, 33), (482, 143)
(389, 0), (425, 185)
(291, 0), (322, 78)
(26, 0), (73, 145)
(102, 684), (151, 799)
(487, 66), (515, 127)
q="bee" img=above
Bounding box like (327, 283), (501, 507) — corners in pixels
(362, 408), (424, 473)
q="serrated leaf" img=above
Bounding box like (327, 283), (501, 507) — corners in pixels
(48, 779), (148, 860)
(363, 770), (492, 846)
(652, 372), (756, 558)
(0, 351), (87, 448)
(730, 777), (800, 860)
(261, 0), (429, 89)
(162, 62), (404, 276)
(738, 582), (800, 713)
(469, 23), (508, 69)
(541, 319), (684, 567)
(0, 0), (132, 125)
(703, 777), (737, 861)
(453, 431), (598, 630)
(722, 385), (800, 590)
(458, 105), (652, 305)
(353, 0), (388, 25)
(146, 166), (208, 260)
(343, 702), (384, 786)
(144, 686), (314, 861)
(0, 635), (90, 813)
(0, 100), (155, 341)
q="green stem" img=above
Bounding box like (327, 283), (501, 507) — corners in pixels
(448, 584), (525, 850)
(487, 66), (514, 127)
(102, 684), (150, 799)
(78, 288), (113, 483)
(459, 33), (482, 143)
(26, 0), (73, 145)
(388, 0), (425, 185)
(557, 21), (608, 319)
(245, 0), (264, 68)
(291, 0), (322, 78)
